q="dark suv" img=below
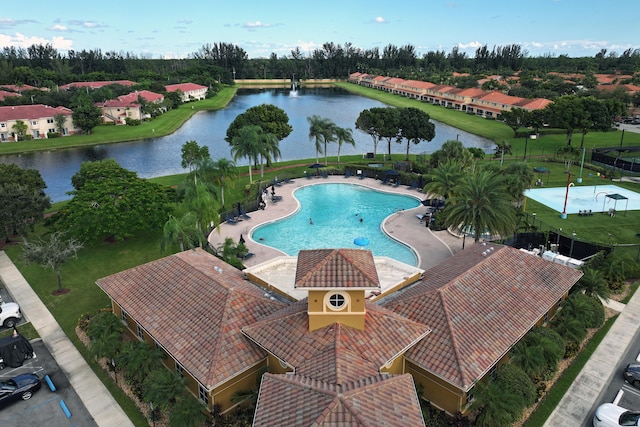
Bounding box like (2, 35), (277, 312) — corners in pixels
(623, 363), (640, 389)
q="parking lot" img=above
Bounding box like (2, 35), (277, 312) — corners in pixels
(0, 339), (97, 427)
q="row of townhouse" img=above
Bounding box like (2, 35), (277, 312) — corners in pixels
(0, 104), (75, 142)
(0, 82), (210, 139)
(349, 72), (552, 118)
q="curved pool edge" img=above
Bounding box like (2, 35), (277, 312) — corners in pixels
(208, 175), (455, 271)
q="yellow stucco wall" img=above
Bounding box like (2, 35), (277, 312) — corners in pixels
(406, 361), (464, 415)
(213, 361), (267, 413)
(307, 289), (367, 331)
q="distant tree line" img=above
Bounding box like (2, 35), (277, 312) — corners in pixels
(1, 42), (639, 92)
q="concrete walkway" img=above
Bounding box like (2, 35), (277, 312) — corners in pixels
(544, 290), (640, 426)
(0, 251), (133, 427)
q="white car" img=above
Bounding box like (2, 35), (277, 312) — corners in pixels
(593, 403), (640, 427)
(0, 302), (21, 329)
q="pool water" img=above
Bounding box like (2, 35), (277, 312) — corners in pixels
(251, 183), (421, 265)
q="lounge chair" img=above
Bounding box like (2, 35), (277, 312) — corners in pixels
(226, 215), (238, 225)
(382, 177), (390, 185)
(344, 170), (352, 178)
(393, 180), (401, 187)
(408, 181), (417, 190)
(240, 208), (251, 220)
(272, 195), (282, 203)
(242, 253), (255, 261)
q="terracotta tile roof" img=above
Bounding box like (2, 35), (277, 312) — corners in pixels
(0, 104), (72, 122)
(59, 80), (136, 90)
(295, 249), (380, 290)
(253, 373), (426, 427)
(456, 88), (486, 98)
(515, 97), (553, 110)
(381, 244), (582, 391)
(96, 248), (285, 389)
(0, 90), (20, 101)
(117, 90), (164, 104)
(0, 84), (40, 92)
(242, 300), (430, 374)
(165, 82), (207, 93)
(402, 80), (436, 90)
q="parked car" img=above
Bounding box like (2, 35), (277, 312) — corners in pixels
(624, 363), (640, 389)
(0, 373), (41, 408)
(593, 403), (640, 427)
(0, 301), (21, 329)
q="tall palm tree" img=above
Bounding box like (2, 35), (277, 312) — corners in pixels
(423, 160), (465, 199)
(231, 125), (262, 183)
(320, 118), (337, 165)
(258, 132), (281, 178)
(117, 341), (165, 385)
(183, 182), (220, 236)
(210, 158), (238, 207)
(334, 126), (355, 164)
(307, 115), (326, 164)
(445, 170), (517, 242)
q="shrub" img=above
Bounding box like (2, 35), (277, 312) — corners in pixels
(495, 364), (537, 407)
(47, 132), (60, 139)
(125, 118), (142, 126)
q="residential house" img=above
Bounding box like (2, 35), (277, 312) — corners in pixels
(349, 72), (551, 117)
(96, 243), (582, 423)
(59, 80), (137, 90)
(0, 104), (75, 141)
(0, 90), (21, 102)
(165, 83), (208, 102)
(98, 90), (165, 124)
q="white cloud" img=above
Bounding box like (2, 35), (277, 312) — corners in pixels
(374, 17), (386, 23)
(0, 32), (73, 50)
(242, 21), (271, 30)
(458, 41), (482, 50)
(177, 19), (193, 25)
(49, 24), (68, 32)
(67, 20), (107, 29)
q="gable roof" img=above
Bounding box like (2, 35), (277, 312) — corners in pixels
(242, 299), (430, 374)
(295, 249), (380, 290)
(381, 244), (582, 391)
(165, 82), (207, 93)
(253, 373), (426, 427)
(0, 104), (72, 122)
(96, 248), (286, 389)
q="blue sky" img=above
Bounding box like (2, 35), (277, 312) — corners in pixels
(1, 0), (637, 59)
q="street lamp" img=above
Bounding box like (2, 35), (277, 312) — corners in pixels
(532, 212), (536, 229)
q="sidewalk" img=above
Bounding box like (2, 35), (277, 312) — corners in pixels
(543, 290), (640, 426)
(0, 251), (133, 427)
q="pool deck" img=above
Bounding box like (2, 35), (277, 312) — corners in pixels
(207, 175), (463, 271)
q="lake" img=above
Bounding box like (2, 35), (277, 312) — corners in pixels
(0, 87), (493, 202)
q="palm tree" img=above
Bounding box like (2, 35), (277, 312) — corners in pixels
(445, 170), (517, 242)
(231, 125), (262, 183)
(161, 212), (202, 252)
(423, 160), (465, 199)
(334, 126), (355, 164)
(574, 268), (610, 301)
(210, 158), (238, 207)
(307, 115), (336, 165)
(183, 182), (220, 237)
(169, 395), (208, 427)
(510, 339), (546, 378)
(142, 369), (185, 411)
(117, 341), (165, 385)
(470, 380), (521, 427)
(258, 132), (281, 177)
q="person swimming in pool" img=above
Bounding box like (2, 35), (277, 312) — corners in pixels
(309, 218), (313, 225)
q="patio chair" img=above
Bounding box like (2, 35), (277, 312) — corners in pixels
(226, 214), (238, 225)
(393, 180), (401, 187)
(408, 181), (417, 190)
(240, 208), (251, 220)
(344, 170), (352, 178)
(382, 177), (390, 185)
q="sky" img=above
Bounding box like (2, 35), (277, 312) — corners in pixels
(1, 0), (638, 60)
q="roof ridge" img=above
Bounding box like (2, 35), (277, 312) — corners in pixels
(437, 289), (468, 387)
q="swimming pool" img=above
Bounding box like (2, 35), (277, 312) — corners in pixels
(251, 183), (421, 265)
(524, 184), (640, 214)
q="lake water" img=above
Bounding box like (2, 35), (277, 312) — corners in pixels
(0, 87), (493, 202)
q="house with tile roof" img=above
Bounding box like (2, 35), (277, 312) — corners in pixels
(96, 243), (582, 423)
(0, 90), (21, 102)
(97, 90), (165, 124)
(349, 72), (551, 118)
(165, 83), (208, 102)
(59, 80), (137, 90)
(0, 104), (75, 141)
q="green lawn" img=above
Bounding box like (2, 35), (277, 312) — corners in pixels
(2, 81), (640, 425)
(0, 87), (237, 156)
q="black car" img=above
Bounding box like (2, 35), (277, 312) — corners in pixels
(0, 373), (41, 408)
(624, 363), (640, 389)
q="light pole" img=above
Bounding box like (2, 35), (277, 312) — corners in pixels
(532, 212), (536, 230)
